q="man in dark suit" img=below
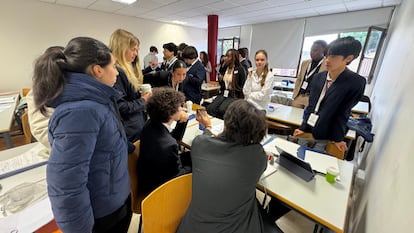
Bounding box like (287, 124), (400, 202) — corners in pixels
(238, 47), (251, 77)
(138, 87), (189, 196)
(181, 46), (206, 104)
(294, 36), (366, 153)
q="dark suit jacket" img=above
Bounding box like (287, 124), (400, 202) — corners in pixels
(138, 119), (187, 195)
(183, 60), (206, 104)
(142, 66), (161, 75)
(177, 132), (267, 233)
(299, 69), (366, 142)
(113, 67), (146, 142)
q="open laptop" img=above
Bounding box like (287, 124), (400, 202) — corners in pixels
(276, 145), (315, 182)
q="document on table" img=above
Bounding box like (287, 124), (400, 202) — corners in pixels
(0, 96), (15, 104)
(0, 144), (48, 179)
(304, 150), (340, 175)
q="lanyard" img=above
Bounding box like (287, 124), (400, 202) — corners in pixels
(314, 72), (332, 113)
(304, 58), (324, 81)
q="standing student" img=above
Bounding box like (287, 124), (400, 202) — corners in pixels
(161, 42), (178, 71)
(109, 28), (151, 143)
(292, 40), (328, 109)
(138, 87), (189, 195)
(294, 36), (366, 152)
(32, 37), (131, 233)
(26, 46), (64, 152)
(199, 51), (212, 83)
(243, 49), (274, 110)
(143, 45), (158, 68)
(177, 99), (282, 233)
(238, 47), (251, 76)
(181, 46), (206, 104)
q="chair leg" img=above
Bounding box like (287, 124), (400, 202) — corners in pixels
(138, 215), (142, 233)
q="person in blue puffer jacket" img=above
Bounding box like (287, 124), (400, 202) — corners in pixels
(32, 37), (132, 233)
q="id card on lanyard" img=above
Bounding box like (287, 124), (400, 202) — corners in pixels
(307, 72), (332, 127)
(301, 59), (324, 90)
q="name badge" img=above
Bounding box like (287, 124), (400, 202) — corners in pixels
(307, 113), (319, 127)
(301, 81), (308, 90)
(223, 90), (229, 98)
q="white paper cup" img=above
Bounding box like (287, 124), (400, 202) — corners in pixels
(140, 84), (152, 94)
(186, 100), (193, 114)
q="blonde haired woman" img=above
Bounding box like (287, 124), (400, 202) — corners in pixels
(110, 29), (151, 142)
(243, 49), (274, 110)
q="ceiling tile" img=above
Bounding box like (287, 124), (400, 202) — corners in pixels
(56, 0), (97, 8)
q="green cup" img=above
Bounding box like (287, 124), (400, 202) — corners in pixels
(326, 167), (339, 184)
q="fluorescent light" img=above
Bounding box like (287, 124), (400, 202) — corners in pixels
(172, 20), (187, 25)
(112, 0), (136, 4)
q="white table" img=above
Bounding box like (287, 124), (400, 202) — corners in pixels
(351, 101), (369, 115)
(266, 103), (356, 140)
(0, 143), (53, 233)
(0, 92), (20, 148)
(259, 138), (354, 233)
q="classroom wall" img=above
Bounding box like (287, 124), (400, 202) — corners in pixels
(357, 0), (414, 232)
(0, 0), (207, 92)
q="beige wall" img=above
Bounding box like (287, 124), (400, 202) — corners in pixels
(0, 0), (207, 92)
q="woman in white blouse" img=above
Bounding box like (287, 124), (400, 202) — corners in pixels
(243, 49), (274, 110)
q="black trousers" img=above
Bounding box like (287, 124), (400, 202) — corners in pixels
(93, 195), (132, 233)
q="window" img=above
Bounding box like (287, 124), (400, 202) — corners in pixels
(217, 37), (240, 64)
(299, 28), (384, 80)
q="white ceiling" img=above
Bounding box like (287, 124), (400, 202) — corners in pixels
(39, 0), (402, 29)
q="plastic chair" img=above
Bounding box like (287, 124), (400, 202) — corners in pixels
(141, 173), (192, 233)
(127, 140), (145, 214)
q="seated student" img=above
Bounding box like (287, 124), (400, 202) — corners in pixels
(168, 60), (187, 92)
(294, 36), (366, 152)
(177, 99), (282, 233)
(207, 49), (246, 119)
(143, 60), (187, 90)
(138, 87), (189, 196)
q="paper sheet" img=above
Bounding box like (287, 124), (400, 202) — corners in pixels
(0, 144), (48, 178)
(304, 150), (340, 175)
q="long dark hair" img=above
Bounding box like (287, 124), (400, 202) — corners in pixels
(32, 37), (112, 115)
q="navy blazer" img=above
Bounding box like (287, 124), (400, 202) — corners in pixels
(138, 119), (187, 195)
(183, 60), (206, 104)
(299, 69), (366, 142)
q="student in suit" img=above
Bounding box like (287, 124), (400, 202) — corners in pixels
(177, 99), (282, 233)
(292, 40), (328, 109)
(168, 60), (187, 92)
(238, 47), (251, 77)
(109, 29), (151, 143)
(243, 49), (274, 110)
(181, 46), (206, 104)
(207, 49), (247, 119)
(32, 37), (131, 233)
(138, 87), (189, 196)
(294, 36), (366, 152)
(161, 42), (178, 71)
